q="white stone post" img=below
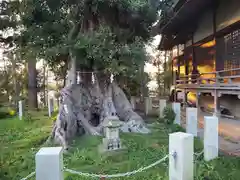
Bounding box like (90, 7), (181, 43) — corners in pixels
(48, 98), (54, 117)
(204, 116), (219, 161)
(130, 96), (136, 110)
(144, 97), (152, 115)
(172, 102), (181, 125)
(149, 98), (152, 112)
(36, 147), (63, 180)
(159, 99), (166, 118)
(18, 100), (23, 120)
(169, 132), (194, 180)
(186, 107), (198, 137)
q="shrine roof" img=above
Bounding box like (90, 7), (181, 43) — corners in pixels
(156, 0), (214, 50)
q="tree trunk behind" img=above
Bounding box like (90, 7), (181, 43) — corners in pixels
(140, 62), (145, 102)
(12, 55), (20, 108)
(42, 61), (46, 107)
(28, 59), (38, 109)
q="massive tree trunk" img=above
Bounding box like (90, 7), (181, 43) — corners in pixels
(28, 59), (38, 109)
(51, 71), (150, 149)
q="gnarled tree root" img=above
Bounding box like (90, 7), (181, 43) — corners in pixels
(51, 81), (150, 148)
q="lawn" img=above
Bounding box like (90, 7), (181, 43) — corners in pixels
(0, 111), (240, 180)
(0, 110), (52, 180)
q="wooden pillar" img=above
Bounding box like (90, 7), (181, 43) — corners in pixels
(191, 35), (199, 85)
(213, 0), (223, 72)
(212, 1), (220, 117)
(177, 45), (180, 79)
(171, 49), (174, 85)
(213, 90), (220, 117)
(184, 44), (188, 107)
(175, 45), (180, 102)
(216, 37), (224, 71)
(184, 44), (189, 80)
(196, 91), (199, 109)
(174, 70), (177, 102)
(213, 0), (217, 72)
(191, 36), (197, 72)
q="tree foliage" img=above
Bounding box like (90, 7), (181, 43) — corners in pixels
(0, 0), (171, 102)
(19, 0), (162, 76)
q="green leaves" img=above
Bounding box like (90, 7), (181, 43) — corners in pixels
(162, 105), (175, 125)
(73, 25), (147, 75)
(3, 0), (161, 86)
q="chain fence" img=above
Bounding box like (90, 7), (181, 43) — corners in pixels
(194, 150), (204, 160)
(20, 172), (35, 180)
(20, 149), (205, 180)
(64, 154), (169, 178)
(194, 149), (204, 177)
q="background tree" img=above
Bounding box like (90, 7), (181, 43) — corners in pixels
(0, 0), (40, 109)
(152, 50), (172, 96)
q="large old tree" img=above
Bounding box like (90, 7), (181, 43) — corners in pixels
(18, 0), (165, 149)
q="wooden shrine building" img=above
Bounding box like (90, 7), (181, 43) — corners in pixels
(156, 0), (240, 118)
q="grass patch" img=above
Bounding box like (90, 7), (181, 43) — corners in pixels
(0, 114), (240, 180)
(0, 111), (52, 180)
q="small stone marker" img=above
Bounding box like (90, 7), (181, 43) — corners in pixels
(36, 147), (64, 180)
(99, 116), (124, 153)
(186, 107), (198, 136)
(145, 97), (152, 115)
(169, 132), (193, 180)
(172, 102), (181, 125)
(48, 98), (54, 117)
(159, 99), (166, 118)
(130, 96), (136, 110)
(204, 116), (219, 161)
(18, 100), (23, 120)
